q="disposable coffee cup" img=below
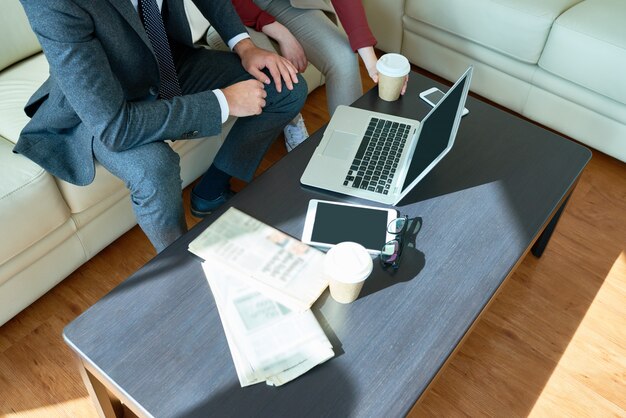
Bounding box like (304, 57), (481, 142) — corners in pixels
(324, 242), (373, 304)
(376, 53), (410, 101)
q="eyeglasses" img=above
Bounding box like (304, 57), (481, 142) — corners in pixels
(380, 215), (409, 270)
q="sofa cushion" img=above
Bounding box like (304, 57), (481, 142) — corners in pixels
(405, 0), (583, 64)
(0, 137), (71, 269)
(0, 53), (48, 144)
(56, 163), (126, 216)
(538, 0), (626, 105)
(0, 0), (41, 72)
(56, 138), (207, 216)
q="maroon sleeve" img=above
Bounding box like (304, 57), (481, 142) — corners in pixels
(231, 0), (276, 32)
(330, 0), (377, 51)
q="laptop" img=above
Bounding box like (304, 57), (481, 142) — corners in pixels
(300, 66), (473, 205)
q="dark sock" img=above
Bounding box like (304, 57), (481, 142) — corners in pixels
(193, 165), (231, 200)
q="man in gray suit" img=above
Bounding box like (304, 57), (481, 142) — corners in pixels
(17, 0), (307, 252)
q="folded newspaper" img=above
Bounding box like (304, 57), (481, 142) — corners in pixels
(202, 262), (334, 387)
(188, 207), (328, 312)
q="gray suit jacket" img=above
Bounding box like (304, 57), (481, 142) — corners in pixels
(17, 0), (247, 185)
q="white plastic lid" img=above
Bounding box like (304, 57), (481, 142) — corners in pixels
(376, 53), (410, 77)
(323, 242), (373, 283)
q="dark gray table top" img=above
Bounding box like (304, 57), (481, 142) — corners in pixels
(64, 71), (591, 418)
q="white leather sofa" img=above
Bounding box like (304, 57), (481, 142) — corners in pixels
(364, 0), (626, 163)
(0, 0), (324, 326)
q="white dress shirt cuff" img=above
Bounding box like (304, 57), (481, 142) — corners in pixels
(212, 89), (229, 124)
(227, 33), (251, 50)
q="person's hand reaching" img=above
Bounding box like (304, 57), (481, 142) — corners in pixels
(358, 46), (409, 96)
(262, 21), (308, 72)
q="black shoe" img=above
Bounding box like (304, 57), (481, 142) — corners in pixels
(190, 190), (234, 218)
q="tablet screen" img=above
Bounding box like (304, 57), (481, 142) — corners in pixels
(310, 202), (390, 250)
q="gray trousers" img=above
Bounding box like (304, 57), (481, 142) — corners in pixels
(254, 0), (362, 115)
(93, 46), (307, 252)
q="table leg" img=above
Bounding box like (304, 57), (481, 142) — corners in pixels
(531, 194), (570, 258)
(76, 356), (122, 418)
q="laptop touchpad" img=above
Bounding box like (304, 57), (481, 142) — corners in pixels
(322, 130), (359, 159)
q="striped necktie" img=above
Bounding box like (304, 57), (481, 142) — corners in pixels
(139, 0), (182, 100)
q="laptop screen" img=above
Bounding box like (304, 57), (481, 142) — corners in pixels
(401, 72), (469, 192)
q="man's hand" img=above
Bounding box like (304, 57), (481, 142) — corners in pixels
(261, 21), (308, 72)
(234, 38), (299, 93)
(222, 80), (267, 117)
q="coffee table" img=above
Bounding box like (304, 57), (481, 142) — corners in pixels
(64, 70), (591, 418)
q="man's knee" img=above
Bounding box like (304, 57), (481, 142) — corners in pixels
(127, 146), (182, 200)
(292, 73), (308, 107)
(271, 73), (308, 112)
(261, 69), (306, 101)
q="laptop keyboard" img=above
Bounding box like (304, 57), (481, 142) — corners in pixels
(343, 118), (410, 195)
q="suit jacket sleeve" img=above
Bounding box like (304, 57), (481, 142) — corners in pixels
(20, 0), (223, 151)
(191, 0), (250, 46)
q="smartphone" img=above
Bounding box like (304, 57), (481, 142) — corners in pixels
(301, 199), (398, 254)
(420, 87), (469, 116)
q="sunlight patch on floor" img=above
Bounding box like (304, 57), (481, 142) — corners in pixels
(3, 396), (96, 418)
(529, 252), (626, 417)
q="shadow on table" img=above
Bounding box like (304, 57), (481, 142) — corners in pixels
(361, 216), (426, 298)
(179, 362), (356, 418)
(396, 131), (503, 206)
(312, 292), (345, 357)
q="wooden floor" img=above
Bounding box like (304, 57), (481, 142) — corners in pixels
(1, 64), (625, 418)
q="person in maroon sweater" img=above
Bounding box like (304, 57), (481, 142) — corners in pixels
(231, 0), (407, 150)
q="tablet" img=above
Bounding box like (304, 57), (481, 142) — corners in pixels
(302, 199), (398, 253)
